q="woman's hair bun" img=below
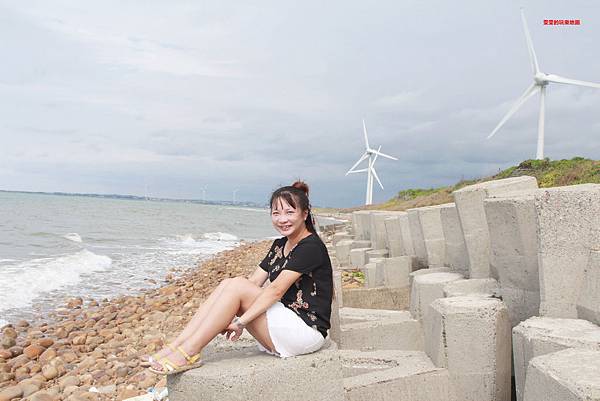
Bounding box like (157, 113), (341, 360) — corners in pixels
(291, 180), (309, 197)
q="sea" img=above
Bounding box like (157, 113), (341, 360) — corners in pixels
(0, 191), (281, 327)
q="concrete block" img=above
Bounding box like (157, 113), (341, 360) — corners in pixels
(398, 213), (415, 256)
(485, 193), (540, 326)
(442, 278), (500, 298)
(350, 247), (372, 268)
(329, 296), (341, 346)
(332, 232), (353, 246)
(343, 287), (409, 311)
(352, 211), (372, 241)
(409, 266), (452, 288)
(333, 269), (343, 308)
(577, 250), (600, 325)
(381, 256), (412, 288)
(412, 205), (447, 267)
(523, 348), (600, 401)
(453, 176), (538, 278)
(439, 203), (469, 276)
(369, 213), (391, 250)
(425, 296), (511, 401)
(169, 342), (343, 401)
(330, 256), (340, 271)
(340, 308), (423, 350)
(335, 239), (371, 267)
(408, 209), (428, 268)
(384, 216), (406, 257)
(534, 184), (600, 317)
(342, 350), (450, 401)
(362, 263), (382, 288)
(383, 213), (416, 258)
(365, 248), (388, 262)
(512, 316), (600, 401)
(409, 272), (463, 321)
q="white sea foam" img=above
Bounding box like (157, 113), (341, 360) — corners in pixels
(0, 259), (17, 263)
(63, 233), (83, 243)
(0, 319), (7, 327)
(201, 232), (239, 242)
(0, 249), (111, 311)
(159, 233), (239, 258)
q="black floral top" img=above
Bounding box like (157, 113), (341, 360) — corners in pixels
(259, 234), (333, 338)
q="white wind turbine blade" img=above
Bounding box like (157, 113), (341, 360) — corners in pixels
(544, 74), (600, 89)
(371, 166), (384, 190)
(371, 149), (398, 161)
(348, 168), (368, 174)
(487, 83), (539, 139)
(368, 147), (384, 189)
(521, 9), (540, 74)
(362, 119), (370, 150)
(345, 152), (369, 175)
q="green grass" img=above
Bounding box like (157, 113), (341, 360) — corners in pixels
(317, 157), (599, 213)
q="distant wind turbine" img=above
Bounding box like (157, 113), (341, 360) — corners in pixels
(232, 189), (239, 204)
(487, 9), (600, 159)
(346, 119), (397, 205)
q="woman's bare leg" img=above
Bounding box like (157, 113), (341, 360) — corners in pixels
(150, 277), (234, 358)
(154, 277), (275, 367)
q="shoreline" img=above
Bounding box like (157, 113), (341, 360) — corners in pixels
(0, 240), (272, 400)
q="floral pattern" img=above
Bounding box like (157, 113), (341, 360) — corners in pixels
(288, 289), (309, 314)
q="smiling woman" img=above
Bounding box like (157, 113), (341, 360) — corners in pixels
(145, 180), (334, 374)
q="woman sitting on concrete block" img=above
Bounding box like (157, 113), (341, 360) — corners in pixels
(146, 181), (334, 375)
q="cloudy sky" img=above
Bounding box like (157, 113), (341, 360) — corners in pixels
(1, 1), (599, 207)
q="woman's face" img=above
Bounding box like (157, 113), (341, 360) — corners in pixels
(271, 197), (308, 238)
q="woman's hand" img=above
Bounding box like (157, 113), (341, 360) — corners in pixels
(222, 317), (246, 341)
(222, 322), (244, 341)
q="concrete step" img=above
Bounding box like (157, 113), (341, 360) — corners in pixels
(513, 316), (600, 401)
(342, 349), (449, 401)
(340, 307), (423, 351)
(168, 341), (343, 401)
(342, 286), (409, 311)
(523, 348), (600, 401)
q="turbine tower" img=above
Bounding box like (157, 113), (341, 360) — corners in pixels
(488, 9), (600, 159)
(346, 120), (397, 205)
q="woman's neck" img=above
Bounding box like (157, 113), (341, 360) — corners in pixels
(286, 227), (311, 247)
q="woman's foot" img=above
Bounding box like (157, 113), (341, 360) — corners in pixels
(140, 343), (177, 367)
(148, 345), (202, 375)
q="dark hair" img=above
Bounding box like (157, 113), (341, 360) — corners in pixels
(269, 180), (317, 234)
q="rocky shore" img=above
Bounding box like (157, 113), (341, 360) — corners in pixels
(0, 240), (272, 401)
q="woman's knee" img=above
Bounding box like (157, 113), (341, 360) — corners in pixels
(227, 277), (259, 292)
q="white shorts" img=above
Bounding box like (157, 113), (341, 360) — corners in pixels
(257, 302), (326, 358)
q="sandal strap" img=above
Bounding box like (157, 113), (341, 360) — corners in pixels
(177, 346), (201, 363)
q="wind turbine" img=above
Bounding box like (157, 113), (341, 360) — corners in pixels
(488, 9), (600, 160)
(346, 119), (397, 205)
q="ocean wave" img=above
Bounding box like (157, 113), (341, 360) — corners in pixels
(63, 233), (83, 243)
(201, 232), (238, 242)
(0, 249), (111, 311)
(159, 233), (239, 257)
(0, 258), (17, 263)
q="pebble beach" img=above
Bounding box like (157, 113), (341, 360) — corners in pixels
(0, 240), (272, 401)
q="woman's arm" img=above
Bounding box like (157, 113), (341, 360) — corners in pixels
(247, 267), (269, 287)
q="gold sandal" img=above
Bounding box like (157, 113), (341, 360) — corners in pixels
(140, 343), (178, 367)
(148, 346), (203, 375)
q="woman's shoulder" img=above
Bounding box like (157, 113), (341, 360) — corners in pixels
(296, 233), (326, 251)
